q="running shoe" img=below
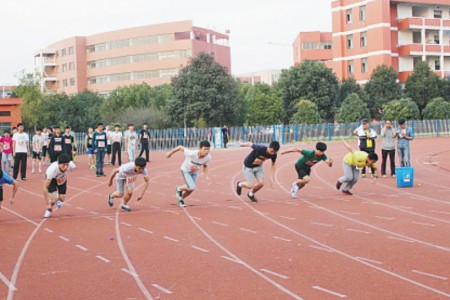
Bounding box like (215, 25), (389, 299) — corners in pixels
(392, 174), (396, 178)
(382, 174), (387, 178)
(44, 209), (52, 218)
(236, 181), (242, 196)
(290, 182), (299, 199)
(342, 190), (353, 196)
(108, 193), (114, 207)
(121, 205), (131, 212)
(247, 192), (257, 203)
(56, 199), (62, 209)
(175, 187), (183, 201)
(361, 174), (366, 178)
(178, 199), (186, 208)
(31, 169), (35, 174)
(336, 180), (342, 190)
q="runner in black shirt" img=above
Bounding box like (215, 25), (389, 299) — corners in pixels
(48, 126), (66, 163)
(138, 123), (150, 162)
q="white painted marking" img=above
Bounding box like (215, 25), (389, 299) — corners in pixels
(355, 256), (383, 265)
(0, 272), (16, 291)
(392, 205), (412, 210)
(412, 221), (436, 227)
(90, 211), (99, 215)
(280, 216), (296, 220)
(430, 210), (450, 216)
(191, 245), (209, 253)
(59, 235), (69, 242)
(212, 221), (228, 227)
(163, 236), (179, 243)
(64, 203), (72, 206)
(312, 286), (347, 298)
(423, 162), (439, 165)
(412, 270), (448, 280)
(227, 206), (243, 210)
(311, 221), (334, 227)
(121, 268), (137, 277)
(96, 255), (111, 263)
(340, 210), (360, 215)
(221, 256), (242, 264)
(375, 216), (395, 220)
(102, 216), (114, 221)
(44, 228), (54, 233)
(138, 228), (154, 234)
(121, 222), (132, 227)
(164, 210), (179, 215)
(156, 192), (166, 196)
(149, 205), (161, 209)
(76, 207), (84, 210)
(239, 228), (257, 234)
(192, 216), (202, 220)
(346, 228), (370, 234)
(388, 236), (415, 243)
(308, 245), (334, 253)
(75, 245), (88, 251)
(260, 268), (289, 279)
(273, 236), (292, 242)
(151, 283), (173, 294)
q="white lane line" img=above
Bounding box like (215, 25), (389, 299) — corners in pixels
(388, 236), (415, 243)
(75, 245), (88, 252)
(120, 222), (132, 227)
(164, 210), (180, 215)
(65, 203), (72, 206)
(392, 205), (412, 210)
(260, 268), (289, 280)
(430, 210), (450, 216)
(151, 283), (173, 294)
(273, 236), (292, 242)
(96, 255), (111, 263)
(0, 272), (17, 291)
(75, 207), (84, 210)
(149, 205), (161, 209)
(227, 206), (243, 210)
(308, 245), (333, 253)
(191, 245), (209, 253)
(192, 216), (202, 220)
(412, 270), (448, 281)
(280, 216), (296, 220)
(89, 211), (99, 215)
(312, 286), (347, 298)
(355, 256), (383, 265)
(102, 216), (114, 221)
(156, 192), (166, 196)
(59, 235), (69, 242)
(411, 221), (436, 227)
(311, 221), (334, 227)
(346, 228), (370, 234)
(121, 268), (137, 277)
(239, 228), (257, 234)
(44, 228), (54, 233)
(211, 221), (229, 227)
(138, 228), (154, 234)
(163, 236), (179, 243)
(221, 256), (242, 264)
(375, 216), (395, 220)
(340, 210), (360, 215)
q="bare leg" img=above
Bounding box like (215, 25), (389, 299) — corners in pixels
(122, 191), (132, 206)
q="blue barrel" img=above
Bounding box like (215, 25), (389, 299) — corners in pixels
(396, 167), (414, 188)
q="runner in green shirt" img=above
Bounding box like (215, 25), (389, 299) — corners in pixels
(281, 142), (333, 198)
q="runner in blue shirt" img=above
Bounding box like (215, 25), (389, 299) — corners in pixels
(0, 170), (19, 211)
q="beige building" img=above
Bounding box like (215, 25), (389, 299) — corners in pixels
(236, 70), (281, 86)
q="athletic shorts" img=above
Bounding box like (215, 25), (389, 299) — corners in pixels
(42, 146), (48, 156)
(32, 151), (42, 160)
(107, 145), (112, 154)
(48, 179), (67, 195)
(243, 165), (264, 182)
(87, 148), (95, 155)
(115, 178), (134, 194)
(181, 170), (198, 190)
(295, 165), (311, 179)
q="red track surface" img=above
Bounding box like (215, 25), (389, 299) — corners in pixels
(1, 137), (449, 299)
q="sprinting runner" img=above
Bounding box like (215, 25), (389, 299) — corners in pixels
(31, 128), (45, 174)
(0, 169), (19, 211)
(124, 124), (138, 163)
(105, 124), (112, 165)
(43, 154), (76, 218)
(85, 127), (95, 170)
(63, 126), (75, 161)
(48, 126), (65, 163)
(138, 123), (151, 162)
(0, 131), (13, 175)
(166, 140), (212, 208)
(93, 122), (107, 177)
(42, 127), (50, 166)
(281, 142), (333, 198)
(107, 157), (149, 212)
(12, 123), (30, 181)
(336, 138), (379, 195)
(110, 124), (123, 166)
(236, 141), (280, 202)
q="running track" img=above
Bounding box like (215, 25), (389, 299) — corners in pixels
(1, 137), (449, 299)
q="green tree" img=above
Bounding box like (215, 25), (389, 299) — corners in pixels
(422, 97), (450, 120)
(246, 93), (283, 125)
(102, 83), (154, 118)
(382, 98), (420, 121)
(291, 99), (322, 124)
(13, 73), (43, 130)
(167, 53), (244, 127)
(405, 61), (442, 113)
(151, 84), (172, 109)
(364, 65), (402, 119)
(338, 77), (367, 108)
(336, 93), (370, 123)
(278, 61), (339, 122)
(440, 78), (450, 101)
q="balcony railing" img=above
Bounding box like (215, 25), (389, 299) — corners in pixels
(398, 17), (450, 30)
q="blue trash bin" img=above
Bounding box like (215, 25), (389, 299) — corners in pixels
(396, 167), (414, 188)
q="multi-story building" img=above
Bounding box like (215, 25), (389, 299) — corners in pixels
(34, 20), (230, 95)
(236, 69), (282, 86)
(293, 32), (333, 66)
(294, 0), (450, 83)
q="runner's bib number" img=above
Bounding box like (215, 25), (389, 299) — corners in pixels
(98, 141), (105, 148)
(126, 176), (137, 185)
(3, 143), (10, 150)
(65, 138), (72, 144)
(56, 174), (67, 185)
(54, 145), (62, 152)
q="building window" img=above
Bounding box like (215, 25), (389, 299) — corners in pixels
(434, 34), (440, 44)
(348, 60), (354, 74)
(434, 10), (442, 19)
(361, 58), (368, 73)
(435, 59), (441, 71)
(347, 34), (353, 49)
(360, 32), (367, 47)
(62, 64), (67, 72)
(360, 6), (367, 21)
(321, 42), (332, 50)
(0, 111), (11, 117)
(70, 78), (76, 86)
(69, 62), (75, 71)
(61, 48), (66, 56)
(68, 46), (74, 55)
(346, 9), (352, 24)
(63, 79), (68, 87)
(302, 42), (318, 50)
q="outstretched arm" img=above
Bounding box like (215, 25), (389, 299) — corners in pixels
(166, 146), (185, 158)
(240, 142), (253, 148)
(280, 148), (302, 155)
(10, 181), (19, 204)
(325, 158), (333, 167)
(341, 137), (354, 153)
(137, 176), (150, 201)
(108, 169), (120, 187)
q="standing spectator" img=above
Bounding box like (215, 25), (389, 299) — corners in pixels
(93, 122), (107, 177)
(380, 120), (397, 177)
(105, 124), (112, 165)
(396, 119), (414, 167)
(63, 126), (75, 161)
(85, 127), (95, 170)
(42, 127), (50, 166)
(0, 131), (13, 175)
(110, 124), (123, 166)
(48, 126), (65, 163)
(31, 128), (45, 174)
(12, 123), (29, 180)
(138, 123), (151, 162)
(124, 124), (138, 163)
(222, 125), (229, 148)
(353, 118), (377, 178)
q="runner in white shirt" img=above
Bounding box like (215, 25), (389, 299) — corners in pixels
(12, 123), (30, 180)
(110, 124), (123, 166)
(42, 127), (50, 166)
(32, 128), (45, 174)
(124, 124), (138, 162)
(166, 140), (212, 208)
(107, 157), (149, 212)
(43, 154), (76, 218)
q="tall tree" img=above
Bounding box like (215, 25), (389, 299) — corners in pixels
(338, 77), (368, 108)
(291, 99), (322, 124)
(382, 98), (420, 121)
(13, 73), (44, 130)
(278, 61), (339, 122)
(246, 93), (283, 125)
(405, 61), (442, 113)
(422, 97), (450, 120)
(336, 93), (370, 123)
(364, 65), (401, 119)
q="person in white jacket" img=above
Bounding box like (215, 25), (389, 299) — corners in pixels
(353, 118), (377, 178)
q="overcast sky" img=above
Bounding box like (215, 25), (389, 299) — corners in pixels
(0, 0), (332, 84)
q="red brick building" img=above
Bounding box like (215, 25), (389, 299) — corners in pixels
(0, 98), (22, 132)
